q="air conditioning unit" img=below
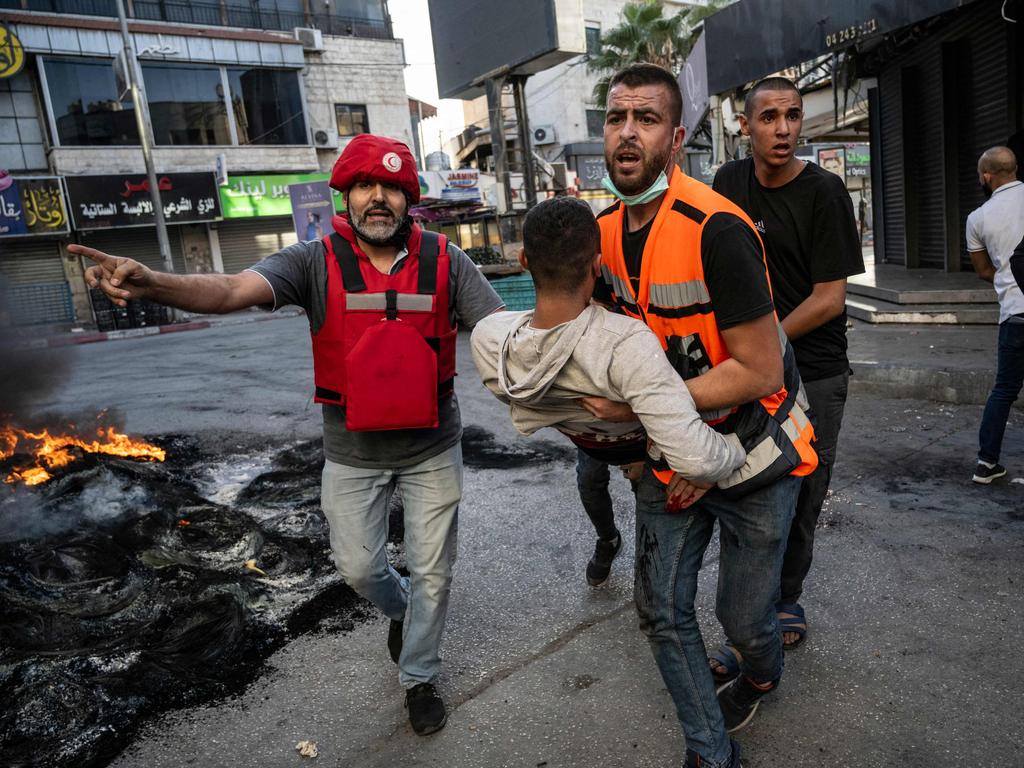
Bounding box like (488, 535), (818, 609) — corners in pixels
(314, 129), (338, 149)
(532, 125), (557, 145)
(293, 27), (324, 51)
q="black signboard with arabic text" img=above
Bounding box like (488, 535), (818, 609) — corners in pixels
(65, 172), (221, 231)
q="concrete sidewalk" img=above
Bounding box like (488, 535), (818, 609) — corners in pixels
(846, 319), (1021, 407)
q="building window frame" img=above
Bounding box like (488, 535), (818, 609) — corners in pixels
(38, 56), (311, 149)
(585, 108), (606, 139)
(585, 24), (602, 56)
(334, 103), (371, 138)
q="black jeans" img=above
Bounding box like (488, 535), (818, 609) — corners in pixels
(779, 370), (850, 605)
(575, 449), (619, 541)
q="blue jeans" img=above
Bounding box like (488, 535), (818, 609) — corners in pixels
(575, 449), (618, 541)
(633, 470), (800, 767)
(978, 320), (1024, 463)
(320, 443), (462, 688)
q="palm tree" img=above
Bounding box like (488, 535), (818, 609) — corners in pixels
(588, 0), (729, 107)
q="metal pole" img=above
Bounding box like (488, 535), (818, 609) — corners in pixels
(511, 75), (537, 209)
(116, 0), (174, 281)
(485, 76), (511, 213)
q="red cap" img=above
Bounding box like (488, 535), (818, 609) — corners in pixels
(329, 134), (420, 203)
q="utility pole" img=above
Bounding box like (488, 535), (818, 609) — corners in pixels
(115, 0), (175, 284)
(510, 75), (537, 209)
(485, 76), (511, 213)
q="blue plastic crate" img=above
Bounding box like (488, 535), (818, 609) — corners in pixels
(490, 273), (536, 311)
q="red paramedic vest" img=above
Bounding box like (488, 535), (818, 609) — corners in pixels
(311, 221), (455, 432)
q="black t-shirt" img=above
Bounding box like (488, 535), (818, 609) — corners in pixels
(598, 204), (774, 331)
(713, 157), (865, 382)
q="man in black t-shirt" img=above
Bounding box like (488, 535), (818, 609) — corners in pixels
(712, 77), (864, 659)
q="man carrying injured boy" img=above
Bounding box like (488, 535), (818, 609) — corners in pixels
(470, 195), (748, 513)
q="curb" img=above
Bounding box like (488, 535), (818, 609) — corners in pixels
(15, 308), (305, 351)
(850, 360), (1023, 409)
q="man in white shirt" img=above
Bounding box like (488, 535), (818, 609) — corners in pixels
(966, 146), (1024, 483)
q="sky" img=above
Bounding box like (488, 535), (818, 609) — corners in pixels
(387, 0), (468, 160)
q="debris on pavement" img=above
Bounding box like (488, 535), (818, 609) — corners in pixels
(295, 740), (318, 758)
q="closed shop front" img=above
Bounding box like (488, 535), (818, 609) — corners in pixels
(875, 1), (1019, 270)
(77, 226), (188, 274)
(1, 175), (74, 326)
(215, 217), (298, 274)
(0, 238), (73, 326)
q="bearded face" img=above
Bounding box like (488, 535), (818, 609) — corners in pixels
(603, 83), (678, 196)
(347, 180), (408, 245)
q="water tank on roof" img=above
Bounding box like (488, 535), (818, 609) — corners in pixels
(425, 151), (451, 170)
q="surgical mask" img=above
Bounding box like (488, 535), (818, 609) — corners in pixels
(601, 170), (670, 206)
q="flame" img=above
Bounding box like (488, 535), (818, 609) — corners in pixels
(2, 424), (165, 486)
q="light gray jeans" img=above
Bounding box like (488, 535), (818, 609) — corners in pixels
(321, 443), (462, 688)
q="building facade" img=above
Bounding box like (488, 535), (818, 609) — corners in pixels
(0, 0), (412, 329)
(444, 0), (699, 211)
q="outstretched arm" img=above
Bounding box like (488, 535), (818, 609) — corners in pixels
(71, 244), (273, 314)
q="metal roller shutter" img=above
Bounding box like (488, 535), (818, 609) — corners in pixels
(216, 217), (298, 274)
(0, 238), (73, 325)
(880, 67), (905, 265)
(908, 48), (946, 269)
(76, 226), (187, 274)
(956, 11), (1010, 269)
(0, 238), (64, 283)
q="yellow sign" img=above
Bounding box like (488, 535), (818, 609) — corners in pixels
(0, 24), (25, 79)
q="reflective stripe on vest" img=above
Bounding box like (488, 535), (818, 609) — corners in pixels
(345, 293), (435, 312)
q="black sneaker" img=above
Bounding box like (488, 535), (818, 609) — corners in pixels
(717, 676), (776, 733)
(685, 738), (742, 767)
(388, 619), (403, 664)
(586, 531), (622, 587)
(972, 462), (1007, 484)
(406, 682), (447, 735)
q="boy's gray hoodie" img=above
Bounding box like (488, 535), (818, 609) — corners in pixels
(471, 304), (745, 484)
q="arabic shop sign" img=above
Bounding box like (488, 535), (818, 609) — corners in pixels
(65, 172), (221, 231)
(0, 176), (70, 238)
(0, 24), (25, 79)
(220, 173), (345, 218)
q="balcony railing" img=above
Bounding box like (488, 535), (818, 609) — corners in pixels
(2, 0), (394, 40)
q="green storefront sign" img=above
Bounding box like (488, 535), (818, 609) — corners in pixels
(219, 173), (346, 218)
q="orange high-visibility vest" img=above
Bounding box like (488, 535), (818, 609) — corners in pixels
(597, 167), (817, 497)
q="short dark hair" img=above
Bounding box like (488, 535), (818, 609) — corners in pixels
(608, 63), (682, 126)
(522, 197), (600, 294)
(744, 76), (802, 117)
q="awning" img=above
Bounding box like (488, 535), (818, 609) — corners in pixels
(704, 0), (977, 93)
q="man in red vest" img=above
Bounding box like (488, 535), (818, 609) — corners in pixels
(71, 134), (503, 736)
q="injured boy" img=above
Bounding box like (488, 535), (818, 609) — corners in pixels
(471, 196), (747, 509)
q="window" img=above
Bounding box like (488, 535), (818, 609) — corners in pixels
(335, 104), (370, 137)
(142, 64), (231, 146)
(227, 68), (307, 145)
(586, 109), (605, 138)
(42, 57), (139, 146)
(585, 26), (601, 56)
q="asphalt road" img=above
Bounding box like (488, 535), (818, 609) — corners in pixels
(15, 313), (1024, 768)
